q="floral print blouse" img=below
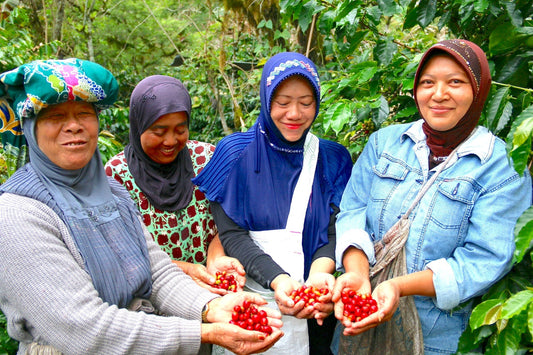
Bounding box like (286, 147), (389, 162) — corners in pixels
(105, 140), (216, 264)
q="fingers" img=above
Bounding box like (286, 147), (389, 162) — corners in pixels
(221, 324), (284, 355)
(192, 264), (216, 286)
(241, 291), (269, 307)
(244, 328), (284, 354)
(231, 258), (246, 276)
(333, 296), (346, 320)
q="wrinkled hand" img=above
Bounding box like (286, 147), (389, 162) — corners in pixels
(207, 256), (246, 294)
(331, 271), (371, 328)
(204, 322), (283, 355)
(270, 274), (305, 317)
(205, 292), (284, 353)
(174, 261), (219, 292)
(339, 278), (399, 336)
(207, 291), (283, 330)
(303, 272), (335, 325)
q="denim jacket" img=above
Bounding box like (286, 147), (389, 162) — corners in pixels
(335, 120), (532, 353)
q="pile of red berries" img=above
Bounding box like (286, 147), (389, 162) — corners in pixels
(230, 300), (273, 335)
(341, 289), (378, 322)
(289, 285), (329, 307)
(213, 271), (237, 292)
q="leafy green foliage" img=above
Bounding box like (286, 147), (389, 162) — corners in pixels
(456, 208), (533, 354)
(1, 0), (533, 352)
(0, 311), (17, 355)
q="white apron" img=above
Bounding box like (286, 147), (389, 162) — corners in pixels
(213, 133), (319, 355)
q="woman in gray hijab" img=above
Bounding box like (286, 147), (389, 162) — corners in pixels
(105, 75), (245, 294)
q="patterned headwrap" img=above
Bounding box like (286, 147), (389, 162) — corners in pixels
(0, 58), (118, 177)
(0, 59), (152, 308)
(0, 98), (25, 177)
(413, 39), (492, 160)
(193, 52), (352, 279)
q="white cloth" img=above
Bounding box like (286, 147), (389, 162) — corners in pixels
(213, 133), (319, 355)
(246, 133), (319, 355)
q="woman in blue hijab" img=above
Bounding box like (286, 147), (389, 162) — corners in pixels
(194, 52), (353, 354)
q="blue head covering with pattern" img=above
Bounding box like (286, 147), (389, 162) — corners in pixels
(0, 58), (151, 307)
(193, 52), (352, 278)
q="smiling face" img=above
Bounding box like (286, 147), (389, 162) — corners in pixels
(140, 111), (189, 164)
(416, 54), (474, 132)
(270, 75), (317, 142)
(35, 101), (99, 170)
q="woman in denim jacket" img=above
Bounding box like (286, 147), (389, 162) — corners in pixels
(331, 39), (532, 354)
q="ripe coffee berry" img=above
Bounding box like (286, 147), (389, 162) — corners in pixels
(213, 271), (237, 292)
(341, 289), (378, 322)
(229, 300), (273, 335)
(289, 285), (329, 307)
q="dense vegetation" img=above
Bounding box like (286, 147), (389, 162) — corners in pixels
(1, 0), (532, 353)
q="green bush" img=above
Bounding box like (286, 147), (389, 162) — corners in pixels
(0, 311), (17, 355)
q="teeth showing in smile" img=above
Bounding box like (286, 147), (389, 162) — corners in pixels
(66, 142), (84, 146)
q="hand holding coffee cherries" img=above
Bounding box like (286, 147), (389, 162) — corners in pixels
(207, 255), (246, 295)
(300, 271), (335, 324)
(341, 290), (378, 322)
(271, 272), (334, 323)
(332, 272), (397, 337)
(214, 271), (238, 292)
(202, 292), (284, 354)
(230, 299), (274, 335)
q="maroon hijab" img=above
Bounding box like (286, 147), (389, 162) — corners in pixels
(413, 39), (492, 164)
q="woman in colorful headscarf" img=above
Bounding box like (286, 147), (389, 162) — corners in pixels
(0, 59), (283, 354)
(105, 75), (245, 294)
(332, 39), (532, 354)
(193, 52), (353, 354)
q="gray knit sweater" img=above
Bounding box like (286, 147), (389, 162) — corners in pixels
(0, 193), (218, 355)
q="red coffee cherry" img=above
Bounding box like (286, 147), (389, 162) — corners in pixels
(229, 300), (273, 335)
(213, 271), (237, 292)
(341, 290), (378, 322)
(289, 285), (330, 307)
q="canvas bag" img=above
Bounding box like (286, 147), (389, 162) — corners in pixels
(338, 138), (468, 355)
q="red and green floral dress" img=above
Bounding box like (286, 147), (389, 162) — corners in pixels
(105, 140), (216, 264)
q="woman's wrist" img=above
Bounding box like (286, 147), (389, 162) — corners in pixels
(201, 302), (210, 323)
(201, 323), (218, 344)
(202, 298), (220, 323)
(270, 273), (290, 290)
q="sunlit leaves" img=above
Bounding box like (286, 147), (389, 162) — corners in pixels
(376, 0), (401, 17)
(470, 299), (503, 330)
(484, 87), (511, 134)
(404, 0), (437, 29)
(374, 38), (397, 67)
(500, 290), (533, 320)
(322, 100), (355, 134)
(513, 206), (533, 264)
(507, 105), (533, 175)
(489, 22), (532, 56)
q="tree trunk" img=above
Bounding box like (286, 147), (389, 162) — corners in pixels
(51, 0), (64, 42)
(23, 0), (45, 44)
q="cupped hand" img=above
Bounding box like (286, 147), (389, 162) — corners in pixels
(305, 272), (335, 324)
(207, 291), (283, 330)
(207, 256), (246, 292)
(331, 272), (371, 324)
(174, 261), (220, 293)
(271, 275), (304, 316)
(204, 322), (284, 355)
(340, 279), (400, 336)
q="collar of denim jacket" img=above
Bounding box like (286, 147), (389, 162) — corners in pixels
(403, 119), (494, 164)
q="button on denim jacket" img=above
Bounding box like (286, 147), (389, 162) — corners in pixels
(335, 120), (532, 353)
